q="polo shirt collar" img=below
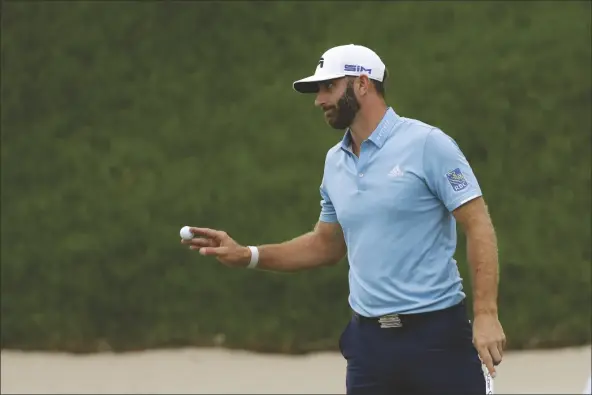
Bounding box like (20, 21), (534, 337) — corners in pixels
(340, 107), (400, 151)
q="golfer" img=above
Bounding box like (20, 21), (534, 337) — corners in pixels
(182, 44), (505, 394)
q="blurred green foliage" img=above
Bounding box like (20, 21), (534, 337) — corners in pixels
(1, 1), (590, 353)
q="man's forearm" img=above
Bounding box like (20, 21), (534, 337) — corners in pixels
(466, 221), (500, 316)
(255, 232), (342, 272)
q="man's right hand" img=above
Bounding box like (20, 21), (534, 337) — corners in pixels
(181, 227), (251, 268)
(182, 221), (346, 272)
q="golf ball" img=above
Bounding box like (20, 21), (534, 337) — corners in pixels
(180, 226), (193, 240)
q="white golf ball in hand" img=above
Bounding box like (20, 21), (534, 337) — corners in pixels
(180, 226), (194, 240)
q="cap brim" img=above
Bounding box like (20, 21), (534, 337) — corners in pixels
(293, 73), (346, 94)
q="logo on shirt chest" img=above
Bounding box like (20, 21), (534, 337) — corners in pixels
(387, 165), (404, 178)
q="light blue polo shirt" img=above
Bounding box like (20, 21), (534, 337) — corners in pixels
(319, 107), (482, 316)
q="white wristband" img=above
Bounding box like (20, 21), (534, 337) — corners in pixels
(247, 246), (259, 269)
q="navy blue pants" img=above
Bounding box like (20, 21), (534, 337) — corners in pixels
(338, 302), (488, 394)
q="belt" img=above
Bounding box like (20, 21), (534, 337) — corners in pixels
(352, 301), (464, 329)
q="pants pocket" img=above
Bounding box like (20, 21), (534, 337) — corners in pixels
(424, 308), (474, 351)
(339, 319), (352, 357)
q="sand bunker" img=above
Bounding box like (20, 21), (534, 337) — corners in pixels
(1, 346), (590, 394)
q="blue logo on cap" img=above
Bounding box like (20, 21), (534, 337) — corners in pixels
(344, 64), (372, 74)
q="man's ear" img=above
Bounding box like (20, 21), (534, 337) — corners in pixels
(357, 75), (371, 96)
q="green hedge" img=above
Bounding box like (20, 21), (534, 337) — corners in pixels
(1, 1), (590, 353)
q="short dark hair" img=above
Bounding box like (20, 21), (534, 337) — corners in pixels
(371, 67), (388, 98)
(346, 68), (388, 97)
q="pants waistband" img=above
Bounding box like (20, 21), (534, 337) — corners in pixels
(352, 301), (465, 328)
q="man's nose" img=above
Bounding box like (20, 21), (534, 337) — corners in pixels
(314, 91), (325, 108)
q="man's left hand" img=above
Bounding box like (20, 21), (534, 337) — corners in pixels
(472, 313), (506, 378)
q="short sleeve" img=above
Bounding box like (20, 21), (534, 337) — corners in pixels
(319, 175), (338, 223)
(423, 129), (482, 212)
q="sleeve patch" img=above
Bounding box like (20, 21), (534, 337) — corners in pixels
(446, 168), (469, 192)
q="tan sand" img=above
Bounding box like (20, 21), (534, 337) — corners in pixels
(1, 346), (590, 394)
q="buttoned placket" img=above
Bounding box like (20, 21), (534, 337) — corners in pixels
(340, 108), (396, 193)
(358, 141), (371, 191)
(345, 140), (373, 192)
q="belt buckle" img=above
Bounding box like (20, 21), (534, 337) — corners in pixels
(378, 313), (402, 328)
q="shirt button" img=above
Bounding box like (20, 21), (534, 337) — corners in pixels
(359, 173), (364, 177)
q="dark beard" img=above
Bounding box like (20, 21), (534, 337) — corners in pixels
(326, 81), (360, 130)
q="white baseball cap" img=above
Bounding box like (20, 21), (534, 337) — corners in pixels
(293, 44), (386, 94)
